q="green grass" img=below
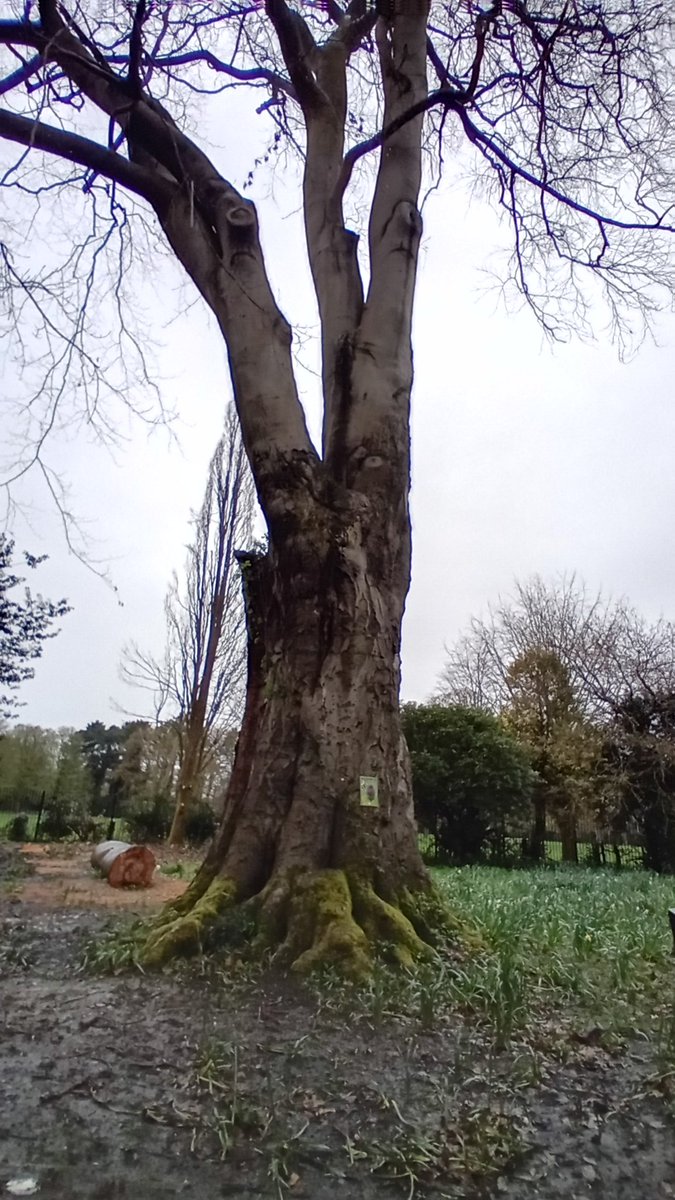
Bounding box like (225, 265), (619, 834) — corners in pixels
(307, 865), (675, 1061)
(431, 865), (675, 1050)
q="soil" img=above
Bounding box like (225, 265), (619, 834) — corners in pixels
(1, 845), (673, 1200)
(16, 844), (198, 912)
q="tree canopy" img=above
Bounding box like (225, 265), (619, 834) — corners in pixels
(0, 533), (69, 718)
(402, 701), (533, 863)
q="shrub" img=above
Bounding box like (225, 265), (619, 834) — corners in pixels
(184, 802), (217, 845)
(125, 793), (172, 843)
(402, 703), (534, 865)
(40, 794), (86, 840)
(7, 812), (29, 841)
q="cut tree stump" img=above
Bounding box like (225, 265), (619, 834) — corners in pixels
(91, 840), (156, 888)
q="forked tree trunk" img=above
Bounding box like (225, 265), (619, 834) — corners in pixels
(110, 0), (442, 973)
(143, 494), (436, 976)
(0, 0), (448, 974)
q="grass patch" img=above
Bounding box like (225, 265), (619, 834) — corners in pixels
(303, 866), (674, 1059)
(431, 865), (674, 1050)
(79, 918), (148, 974)
(158, 860), (199, 881)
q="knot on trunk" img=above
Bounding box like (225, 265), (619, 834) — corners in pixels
(225, 202), (256, 228)
(393, 199), (423, 243)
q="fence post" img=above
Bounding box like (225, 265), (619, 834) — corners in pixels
(33, 790), (46, 842)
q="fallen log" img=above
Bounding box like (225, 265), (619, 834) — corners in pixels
(91, 840), (156, 888)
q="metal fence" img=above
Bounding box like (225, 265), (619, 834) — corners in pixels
(0, 788), (651, 870)
(420, 822), (648, 870)
(0, 788), (122, 843)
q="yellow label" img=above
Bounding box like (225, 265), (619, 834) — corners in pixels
(359, 776), (379, 808)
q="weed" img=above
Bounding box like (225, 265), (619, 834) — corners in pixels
(196, 1039), (269, 1158)
(79, 920), (146, 974)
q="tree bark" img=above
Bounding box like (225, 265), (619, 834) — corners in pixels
(143, 484), (437, 975)
(168, 726), (204, 847)
(135, 3), (439, 976)
(528, 790), (547, 862)
(557, 811), (579, 864)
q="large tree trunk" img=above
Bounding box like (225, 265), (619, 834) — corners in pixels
(113, 0), (438, 974)
(143, 493), (436, 976)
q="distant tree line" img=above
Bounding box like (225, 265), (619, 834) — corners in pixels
(0, 719), (235, 844)
(406, 576), (675, 874)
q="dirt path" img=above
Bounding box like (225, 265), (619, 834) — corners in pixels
(1, 846), (674, 1200)
(15, 843), (195, 913)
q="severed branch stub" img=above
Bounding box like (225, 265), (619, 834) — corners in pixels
(91, 840), (156, 889)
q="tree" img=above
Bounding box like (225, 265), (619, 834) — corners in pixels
(0, 534), (69, 718)
(402, 703), (532, 864)
(123, 405), (254, 846)
(503, 647), (600, 861)
(78, 721), (128, 814)
(113, 721), (178, 842)
(1, 4), (675, 971)
(52, 728), (91, 807)
(441, 578), (615, 856)
(0, 722), (59, 801)
(441, 576), (675, 862)
(604, 692), (675, 874)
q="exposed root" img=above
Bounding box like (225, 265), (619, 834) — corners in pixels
(350, 875), (434, 970)
(276, 870), (372, 980)
(256, 868), (438, 979)
(399, 886), (487, 954)
(151, 863), (217, 928)
(139, 867), (474, 978)
(141, 877), (237, 966)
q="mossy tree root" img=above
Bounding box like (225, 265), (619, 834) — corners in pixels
(140, 867), (474, 977)
(142, 876), (237, 966)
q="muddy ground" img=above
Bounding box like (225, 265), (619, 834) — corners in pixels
(0, 845), (673, 1200)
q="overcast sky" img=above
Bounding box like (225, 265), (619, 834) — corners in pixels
(5, 92), (675, 731)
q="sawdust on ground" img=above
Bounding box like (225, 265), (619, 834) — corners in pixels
(15, 842), (195, 912)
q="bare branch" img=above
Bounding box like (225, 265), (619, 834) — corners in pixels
(0, 107), (171, 204)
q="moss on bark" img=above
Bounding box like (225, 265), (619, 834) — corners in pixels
(399, 885), (487, 954)
(142, 876), (237, 966)
(138, 867), (473, 979)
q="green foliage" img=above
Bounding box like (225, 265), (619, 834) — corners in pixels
(402, 703), (533, 863)
(53, 730), (94, 810)
(80, 919), (147, 974)
(0, 724), (60, 799)
(78, 721), (130, 813)
(0, 534), (70, 718)
(603, 691), (675, 873)
(503, 649), (602, 849)
(184, 801), (217, 844)
(40, 793), (107, 841)
(433, 865), (674, 1046)
(125, 791), (173, 843)
(7, 812), (29, 841)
